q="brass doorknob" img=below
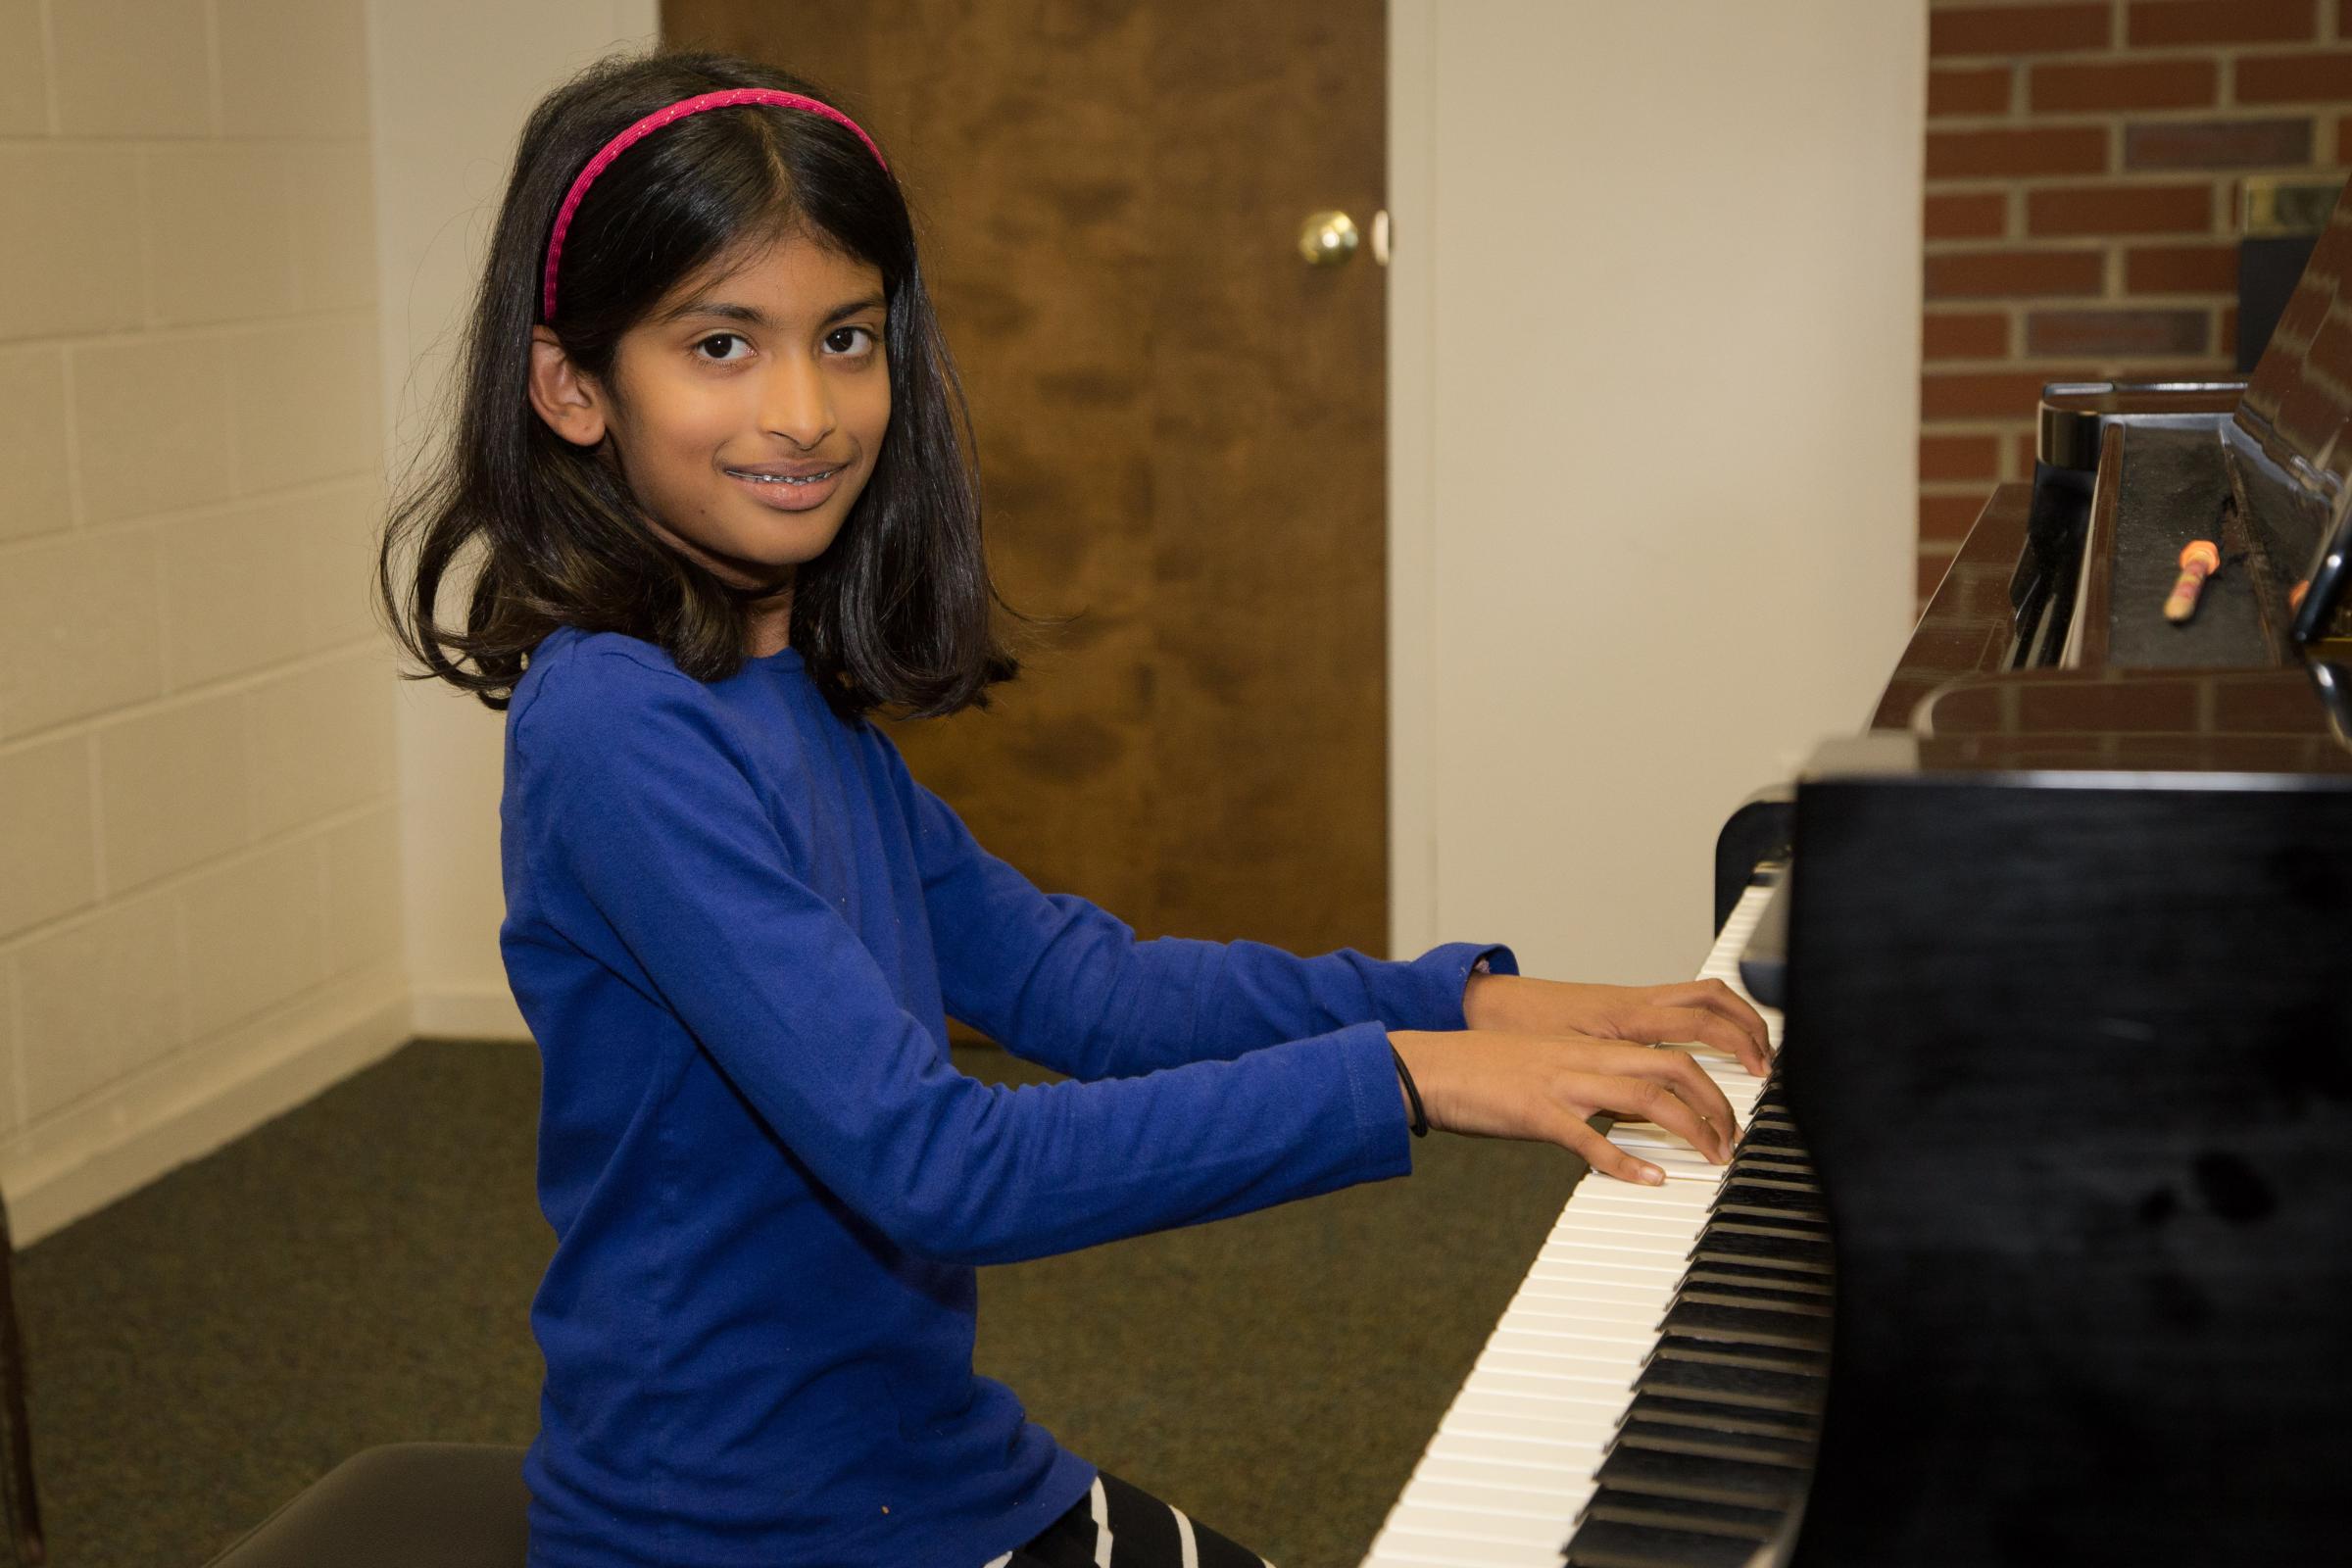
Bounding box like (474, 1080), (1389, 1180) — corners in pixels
(1298, 210), (1360, 267)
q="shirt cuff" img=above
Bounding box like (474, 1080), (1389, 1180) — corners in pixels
(1332, 1018), (1418, 1179)
(1379, 940), (1520, 1032)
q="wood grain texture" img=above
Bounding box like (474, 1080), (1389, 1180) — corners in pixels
(663, 0), (1388, 968)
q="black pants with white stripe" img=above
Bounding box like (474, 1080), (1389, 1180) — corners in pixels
(988, 1472), (1275, 1568)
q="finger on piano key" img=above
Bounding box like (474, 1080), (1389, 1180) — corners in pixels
(1363, 883), (1803, 1568)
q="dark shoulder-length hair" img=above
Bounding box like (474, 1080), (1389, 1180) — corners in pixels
(378, 48), (1025, 722)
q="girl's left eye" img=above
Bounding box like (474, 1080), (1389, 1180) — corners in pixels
(694, 333), (752, 362)
(824, 325), (878, 355)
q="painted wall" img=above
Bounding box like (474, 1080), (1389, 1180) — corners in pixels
(371, 0), (660, 1045)
(1390, 0), (1927, 984)
(0, 0), (657, 1246)
(0, 0), (403, 1245)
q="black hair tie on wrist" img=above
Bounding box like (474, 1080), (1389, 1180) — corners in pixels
(1390, 1045), (1430, 1138)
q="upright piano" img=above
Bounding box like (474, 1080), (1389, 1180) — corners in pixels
(1363, 184), (2352, 1568)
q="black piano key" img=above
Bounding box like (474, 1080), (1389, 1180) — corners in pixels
(1617, 1415), (1815, 1468)
(1592, 1443), (1810, 1509)
(1711, 1179), (1825, 1215)
(1620, 1391), (1816, 1438)
(1659, 1298), (1833, 1353)
(1714, 1164), (1817, 1191)
(1577, 1486), (1783, 1542)
(1634, 1347), (1823, 1413)
(1689, 1227), (1833, 1273)
(1672, 1279), (1833, 1316)
(1564, 1517), (1768, 1568)
(1726, 1147), (1814, 1173)
(1707, 1219), (1832, 1250)
(1651, 1335), (1828, 1377)
(1712, 1212), (1835, 1241)
(1725, 1153), (1817, 1184)
(1677, 1258), (1832, 1296)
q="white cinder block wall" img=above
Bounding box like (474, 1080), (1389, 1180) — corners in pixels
(0, 0), (660, 1247)
(0, 0), (406, 1247)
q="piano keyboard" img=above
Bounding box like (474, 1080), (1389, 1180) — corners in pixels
(1362, 882), (1819, 1568)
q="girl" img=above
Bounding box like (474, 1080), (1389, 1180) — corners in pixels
(379, 49), (1769, 1568)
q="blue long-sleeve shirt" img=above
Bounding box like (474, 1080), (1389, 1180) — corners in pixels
(497, 625), (1517, 1568)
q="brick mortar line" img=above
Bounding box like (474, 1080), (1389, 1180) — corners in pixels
(0, 795), (400, 975)
(0, 131), (373, 147)
(0, 634), (399, 764)
(1924, 296), (2223, 309)
(1927, 171), (2330, 185)
(0, 303), (384, 357)
(0, 470), (387, 562)
(1926, 241), (2235, 254)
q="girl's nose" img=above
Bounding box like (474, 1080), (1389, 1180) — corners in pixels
(760, 358), (836, 449)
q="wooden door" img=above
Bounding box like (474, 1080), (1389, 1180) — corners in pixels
(663, 1), (1388, 978)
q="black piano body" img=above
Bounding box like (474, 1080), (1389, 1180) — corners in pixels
(1767, 193), (2352, 1559)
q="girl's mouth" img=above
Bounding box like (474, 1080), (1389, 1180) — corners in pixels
(726, 467), (839, 486)
(724, 465), (845, 513)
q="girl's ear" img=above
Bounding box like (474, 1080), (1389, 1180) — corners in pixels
(528, 327), (609, 448)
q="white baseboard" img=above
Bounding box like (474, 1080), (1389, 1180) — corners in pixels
(6, 966), (417, 1248)
(409, 985), (532, 1043)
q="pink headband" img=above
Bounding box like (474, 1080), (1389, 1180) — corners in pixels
(542, 87), (888, 321)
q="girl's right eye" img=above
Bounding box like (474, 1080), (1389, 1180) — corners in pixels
(694, 333), (752, 362)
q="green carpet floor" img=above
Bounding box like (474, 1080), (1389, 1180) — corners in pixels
(19, 1038), (1590, 1568)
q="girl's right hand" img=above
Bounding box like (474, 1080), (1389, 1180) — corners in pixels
(1388, 1029), (1738, 1186)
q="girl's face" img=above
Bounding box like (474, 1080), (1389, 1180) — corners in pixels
(529, 229), (892, 619)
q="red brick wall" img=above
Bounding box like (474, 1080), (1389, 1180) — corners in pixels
(1922, 0), (2352, 603)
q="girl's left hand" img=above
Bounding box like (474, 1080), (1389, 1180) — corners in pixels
(1462, 972), (1773, 1078)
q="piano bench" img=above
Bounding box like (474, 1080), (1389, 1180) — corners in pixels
(200, 1443), (529, 1568)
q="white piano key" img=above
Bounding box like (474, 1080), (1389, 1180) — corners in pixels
(1409, 1452), (1588, 1496)
(1494, 1275), (1670, 1311)
(1364, 1527), (1557, 1567)
(1378, 1503), (1570, 1548)
(1487, 1297), (1661, 1332)
(1446, 1383), (1625, 1424)
(1422, 1426), (1593, 1474)
(1463, 1361), (1634, 1397)
(1488, 1325), (1654, 1357)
